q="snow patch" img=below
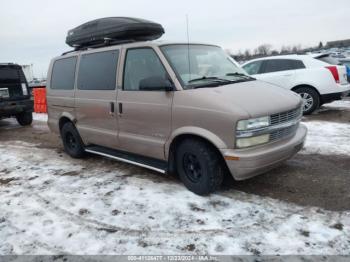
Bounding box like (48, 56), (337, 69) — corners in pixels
(302, 121), (350, 156)
(322, 99), (350, 110)
(0, 141), (349, 255)
(33, 113), (48, 122)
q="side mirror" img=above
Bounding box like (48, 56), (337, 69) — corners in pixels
(139, 76), (173, 91)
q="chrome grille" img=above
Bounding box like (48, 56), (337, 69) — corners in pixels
(270, 124), (299, 142)
(270, 107), (302, 126)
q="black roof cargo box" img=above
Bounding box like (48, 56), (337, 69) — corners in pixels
(66, 17), (165, 48)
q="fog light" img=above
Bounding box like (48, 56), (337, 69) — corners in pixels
(236, 134), (270, 148)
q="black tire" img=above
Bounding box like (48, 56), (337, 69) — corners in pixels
(16, 112), (33, 126)
(175, 138), (224, 195)
(61, 122), (86, 158)
(294, 87), (320, 115)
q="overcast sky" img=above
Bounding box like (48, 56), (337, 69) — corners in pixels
(0, 0), (348, 77)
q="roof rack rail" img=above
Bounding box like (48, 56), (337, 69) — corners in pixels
(61, 38), (136, 56)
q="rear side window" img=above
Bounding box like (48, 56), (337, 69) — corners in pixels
(262, 59), (304, 73)
(293, 60), (306, 69)
(51, 57), (77, 90)
(242, 61), (263, 75)
(78, 50), (119, 90)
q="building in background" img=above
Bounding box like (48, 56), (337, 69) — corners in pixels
(21, 64), (34, 82)
(327, 39), (350, 48)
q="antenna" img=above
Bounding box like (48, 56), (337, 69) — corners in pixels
(186, 14), (191, 80)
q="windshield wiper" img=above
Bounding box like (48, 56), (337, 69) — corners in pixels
(188, 76), (231, 83)
(226, 72), (255, 80)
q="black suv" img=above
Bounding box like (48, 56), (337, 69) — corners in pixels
(0, 63), (33, 125)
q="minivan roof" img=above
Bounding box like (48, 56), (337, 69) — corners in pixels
(59, 41), (220, 57)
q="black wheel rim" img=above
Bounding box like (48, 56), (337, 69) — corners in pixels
(65, 132), (77, 151)
(183, 153), (202, 183)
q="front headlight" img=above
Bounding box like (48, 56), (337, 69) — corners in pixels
(236, 134), (270, 148)
(236, 116), (269, 131)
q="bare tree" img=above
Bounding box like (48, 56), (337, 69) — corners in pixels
(244, 49), (251, 60)
(271, 50), (279, 56)
(256, 44), (272, 56)
(280, 45), (292, 54)
(291, 44), (302, 54)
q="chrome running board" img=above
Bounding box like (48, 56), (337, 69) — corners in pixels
(85, 146), (167, 174)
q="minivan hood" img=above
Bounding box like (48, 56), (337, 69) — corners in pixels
(196, 80), (302, 118)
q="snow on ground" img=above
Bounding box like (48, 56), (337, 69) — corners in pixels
(0, 99), (348, 255)
(301, 99), (350, 156)
(33, 113), (48, 122)
(0, 140), (349, 255)
(302, 121), (350, 156)
(322, 99), (350, 110)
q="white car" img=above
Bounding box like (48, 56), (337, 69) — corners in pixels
(242, 55), (350, 114)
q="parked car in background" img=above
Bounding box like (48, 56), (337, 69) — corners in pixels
(312, 53), (342, 65)
(339, 58), (350, 83)
(28, 78), (47, 88)
(47, 17), (307, 195)
(312, 53), (350, 83)
(242, 55), (350, 114)
(28, 79), (42, 87)
(0, 63), (33, 125)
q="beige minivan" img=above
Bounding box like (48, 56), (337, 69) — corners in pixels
(47, 41), (307, 195)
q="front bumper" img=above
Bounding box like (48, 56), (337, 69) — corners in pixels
(0, 99), (34, 117)
(221, 124), (307, 181)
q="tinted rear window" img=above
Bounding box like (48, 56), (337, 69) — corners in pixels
(51, 57), (77, 90)
(78, 50), (119, 90)
(0, 67), (23, 83)
(262, 59), (304, 73)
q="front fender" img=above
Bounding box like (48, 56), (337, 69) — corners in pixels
(165, 126), (228, 159)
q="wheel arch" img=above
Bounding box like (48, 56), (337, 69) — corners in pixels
(291, 84), (321, 97)
(292, 84), (321, 113)
(166, 128), (228, 176)
(58, 113), (76, 132)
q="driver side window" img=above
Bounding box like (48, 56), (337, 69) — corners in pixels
(123, 48), (168, 91)
(243, 61), (262, 75)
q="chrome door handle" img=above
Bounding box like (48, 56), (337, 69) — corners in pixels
(109, 102), (115, 115)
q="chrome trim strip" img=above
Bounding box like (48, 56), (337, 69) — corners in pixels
(85, 149), (166, 174)
(236, 119), (301, 138)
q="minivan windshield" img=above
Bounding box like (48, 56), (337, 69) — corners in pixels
(160, 44), (253, 89)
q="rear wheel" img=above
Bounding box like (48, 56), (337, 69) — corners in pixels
(175, 138), (224, 195)
(61, 122), (86, 158)
(294, 87), (320, 115)
(16, 112), (33, 126)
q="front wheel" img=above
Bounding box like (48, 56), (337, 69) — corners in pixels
(16, 112), (33, 126)
(176, 139), (224, 195)
(294, 87), (320, 115)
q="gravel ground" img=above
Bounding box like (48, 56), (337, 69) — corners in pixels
(0, 99), (349, 255)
